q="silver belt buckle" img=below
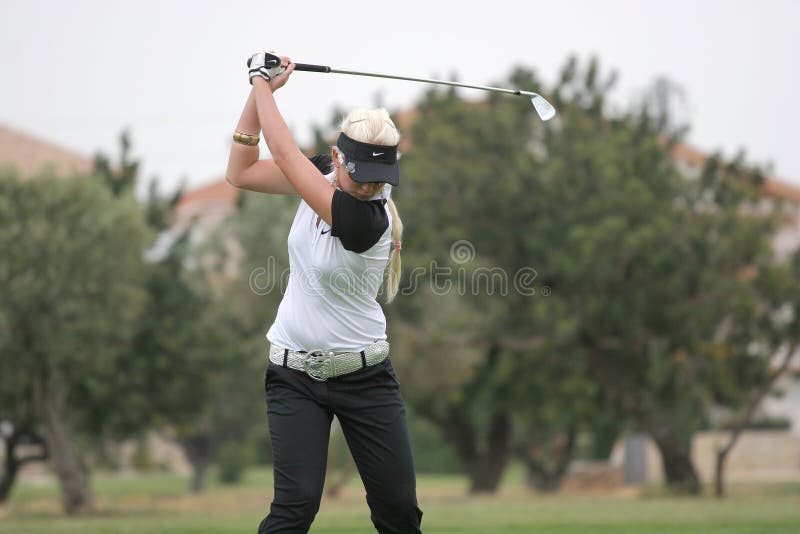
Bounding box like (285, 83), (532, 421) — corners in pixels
(303, 350), (334, 381)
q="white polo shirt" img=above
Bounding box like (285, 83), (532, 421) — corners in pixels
(266, 155), (394, 353)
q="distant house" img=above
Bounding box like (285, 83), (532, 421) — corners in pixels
(173, 176), (239, 242)
(148, 178), (241, 263)
(0, 122), (92, 179)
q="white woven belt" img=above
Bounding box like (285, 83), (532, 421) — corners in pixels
(268, 340), (390, 381)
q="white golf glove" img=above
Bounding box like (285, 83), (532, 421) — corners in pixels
(248, 52), (285, 85)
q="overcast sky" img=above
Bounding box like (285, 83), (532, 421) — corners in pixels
(2, 0), (799, 195)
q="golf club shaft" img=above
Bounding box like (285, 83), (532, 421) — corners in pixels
(292, 63), (539, 98)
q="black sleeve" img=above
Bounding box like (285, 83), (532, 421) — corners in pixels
(308, 154), (333, 174)
(331, 189), (389, 253)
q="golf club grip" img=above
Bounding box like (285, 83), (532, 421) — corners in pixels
(293, 63), (331, 73)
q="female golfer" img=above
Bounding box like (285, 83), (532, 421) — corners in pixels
(225, 53), (423, 534)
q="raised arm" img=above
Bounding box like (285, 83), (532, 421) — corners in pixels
(251, 59), (335, 225)
(225, 85), (297, 195)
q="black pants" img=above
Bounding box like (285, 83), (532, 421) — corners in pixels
(258, 356), (423, 534)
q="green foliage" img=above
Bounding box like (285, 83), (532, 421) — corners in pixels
(387, 59), (619, 487)
(538, 58), (782, 490)
(407, 415), (462, 474)
(131, 434), (156, 472)
(91, 129), (139, 197)
(176, 191), (300, 478)
(216, 440), (254, 484)
(385, 55), (787, 493)
(109, 234), (232, 437)
(143, 178), (183, 232)
(0, 167), (150, 437)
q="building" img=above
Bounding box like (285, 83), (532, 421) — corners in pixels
(0, 122), (93, 179)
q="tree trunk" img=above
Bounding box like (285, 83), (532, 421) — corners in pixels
(190, 461), (208, 494)
(527, 468), (560, 492)
(466, 412), (512, 494)
(0, 450), (18, 503)
(0, 426), (49, 502)
(325, 422), (356, 498)
(32, 376), (94, 514)
(518, 426), (576, 493)
(713, 342), (795, 498)
(714, 448), (727, 498)
(1, 430), (23, 503)
(324, 460), (356, 498)
(414, 341), (513, 495)
(181, 432), (213, 494)
(468, 458), (506, 494)
(649, 430), (700, 494)
(423, 407), (512, 495)
(586, 349), (700, 494)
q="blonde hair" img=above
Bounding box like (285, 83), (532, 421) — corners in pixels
(340, 108), (403, 304)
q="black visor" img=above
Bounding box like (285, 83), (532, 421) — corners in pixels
(336, 132), (400, 186)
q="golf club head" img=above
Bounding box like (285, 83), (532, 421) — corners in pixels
(531, 95), (556, 121)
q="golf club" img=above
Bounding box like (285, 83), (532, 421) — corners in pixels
(248, 54), (556, 121)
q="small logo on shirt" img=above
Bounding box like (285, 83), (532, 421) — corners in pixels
(321, 229), (331, 234)
(372, 152), (384, 157)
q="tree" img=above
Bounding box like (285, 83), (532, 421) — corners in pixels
(510, 340), (602, 493)
(92, 129), (138, 197)
(387, 74), (600, 492)
(709, 243), (800, 497)
(0, 168), (149, 513)
(90, 131), (241, 493)
(182, 190), (298, 488)
(391, 56), (782, 495)
(530, 58), (778, 494)
(116, 232), (236, 492)
(0, 351), (47, 502)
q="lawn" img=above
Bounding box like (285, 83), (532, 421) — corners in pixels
(2, 467), (799, 533)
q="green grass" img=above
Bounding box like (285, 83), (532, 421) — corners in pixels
(2, 467), (800, 533)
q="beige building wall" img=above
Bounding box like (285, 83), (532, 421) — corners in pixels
(612, 429), (800, 484)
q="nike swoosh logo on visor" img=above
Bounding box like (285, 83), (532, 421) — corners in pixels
(372, 152), (384, 157)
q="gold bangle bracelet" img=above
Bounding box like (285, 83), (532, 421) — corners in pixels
(233, 131), (259, 146)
